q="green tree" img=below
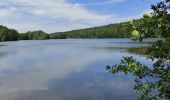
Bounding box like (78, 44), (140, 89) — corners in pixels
(50, 22), (132, 39)
(107, 0), (170, 100)
(0, 25), (19, 41)
(19, 30), (49, 40)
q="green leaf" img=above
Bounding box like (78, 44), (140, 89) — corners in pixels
(143, 13), (151, 18)
(130, 19), (134, 25)
(132, 30), (139, 37)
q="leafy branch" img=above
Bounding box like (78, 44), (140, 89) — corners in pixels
(107, 1), (170, 100)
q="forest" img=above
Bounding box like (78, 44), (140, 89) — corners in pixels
(0, 14), (166, 42)
(50, 22), (132, 39)
(0, 26), (49, 41)
(0, 25), (19, 42)
(0, 21), (134, 42)
(19, 30), (49, 40)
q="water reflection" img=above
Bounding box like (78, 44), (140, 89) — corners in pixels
(0, 39), (155, 100)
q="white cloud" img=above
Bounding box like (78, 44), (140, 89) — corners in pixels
(168, 9), (170, 13)
(1, 0), (112, 21)
(0, 7), (17, 17)
(0, 0), (142, 33)
(140, 9), (153, 16)
(0, 0), (118, 32)
(90, 0), (126, 5)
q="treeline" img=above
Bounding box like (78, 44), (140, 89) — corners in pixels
(19, 30), (49, 40)
(50, 22), (132, 39)
(0, 20), (139, 42)
(0, 22), (132, 42)
(0, 25), (19, 42)
(0, 25), (50, 42)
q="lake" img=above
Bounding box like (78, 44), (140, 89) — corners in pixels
(0, 39), (156, 100)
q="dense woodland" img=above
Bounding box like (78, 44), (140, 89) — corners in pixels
(50, 22), (132, 39)
(0, 18), (160, 42)
(19, 30), (49, 40)
(0, 20), (135, 42)
(0, 26), (50, 41)
(0, 25), (19, 42)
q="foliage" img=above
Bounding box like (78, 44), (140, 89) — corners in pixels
(50, 22), (132, 39)
(107, 1), (170, 100)
(50, 33), (66, 39)
(19, 30), (49, 40)
(0, 25), (19, 41)
(0, 26), (49, 41)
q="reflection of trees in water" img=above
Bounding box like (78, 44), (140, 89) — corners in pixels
(127, 47), (148, 55)
(0, 51), (10, 58)
(0, 49), (17, 58)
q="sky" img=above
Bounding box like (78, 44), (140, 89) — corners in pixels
(0, 0), (161, 33)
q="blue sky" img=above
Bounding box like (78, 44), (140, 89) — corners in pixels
(0, 0), (161, 33)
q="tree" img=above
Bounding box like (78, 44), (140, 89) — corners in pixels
(107, 0), (170, 100)
(0, 25), (19, 41)
(19, 30), (49, 40)
(50, 22), (132, 39)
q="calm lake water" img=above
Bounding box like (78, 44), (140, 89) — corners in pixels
(0, 39), (156, 100)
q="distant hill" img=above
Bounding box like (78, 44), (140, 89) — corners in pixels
(50, 22), (132, 39)
(0, 20), (136, 42)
